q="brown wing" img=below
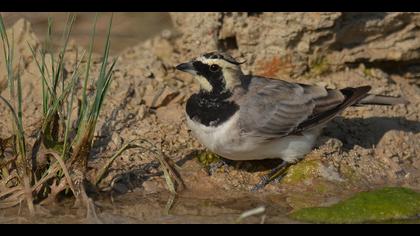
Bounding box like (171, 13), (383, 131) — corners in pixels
(239, 77), (371, 138)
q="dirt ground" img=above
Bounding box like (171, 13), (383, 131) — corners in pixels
(0, 15), (420, 223)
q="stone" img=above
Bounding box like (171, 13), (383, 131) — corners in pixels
(170, 12), (420, 78)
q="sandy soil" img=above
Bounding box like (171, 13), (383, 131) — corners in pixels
(0, 16), (419, 223)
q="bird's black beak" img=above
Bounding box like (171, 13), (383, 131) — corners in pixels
(176, 62), (196, 74)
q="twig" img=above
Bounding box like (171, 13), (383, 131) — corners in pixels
(164, 194), (176, 215)
(235, 206), (266, 223)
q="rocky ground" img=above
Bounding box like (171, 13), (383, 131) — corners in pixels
(1, 13), (420, 223)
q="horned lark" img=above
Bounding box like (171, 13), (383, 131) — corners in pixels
(176, 51), (407, 190)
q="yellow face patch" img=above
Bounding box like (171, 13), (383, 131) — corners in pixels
(195, 57), (243, 91)
(194, 74), (213, 92)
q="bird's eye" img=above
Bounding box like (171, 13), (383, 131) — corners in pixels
(209, 64), (220, 72)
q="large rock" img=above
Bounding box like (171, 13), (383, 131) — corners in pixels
(170, 12), (420, 77)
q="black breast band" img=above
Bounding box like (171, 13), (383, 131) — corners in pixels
(186, 91), (239, 127)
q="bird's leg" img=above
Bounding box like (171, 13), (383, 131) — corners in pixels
(251, 161), (293, 191)
(207, 158), (233, 176)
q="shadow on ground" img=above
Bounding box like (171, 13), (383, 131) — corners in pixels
(324, 116), (420, 150)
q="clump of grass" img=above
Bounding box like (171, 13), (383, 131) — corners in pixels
(0, 15), (34, 214)
(0, 13), (182, 214)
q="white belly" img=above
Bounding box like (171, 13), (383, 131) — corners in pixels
(186, 113), (322, 163)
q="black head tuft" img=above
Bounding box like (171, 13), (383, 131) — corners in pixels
(202, 51), (245, 65)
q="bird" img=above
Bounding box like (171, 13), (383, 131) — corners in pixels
(175, 51), (408, 191)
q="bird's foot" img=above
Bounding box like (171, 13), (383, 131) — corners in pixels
(207, 158), (232, 176)
(197, 151), (231, 176)
(251, 161), (292, 192)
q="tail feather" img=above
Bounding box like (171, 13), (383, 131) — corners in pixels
(356, 94), (409, 106)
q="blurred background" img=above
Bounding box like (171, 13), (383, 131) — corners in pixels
(1, 12), (173, 55)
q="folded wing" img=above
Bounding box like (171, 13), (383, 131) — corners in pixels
(239, 77), (371, 138)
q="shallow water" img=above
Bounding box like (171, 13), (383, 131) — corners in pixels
(0, 191), (298, 224)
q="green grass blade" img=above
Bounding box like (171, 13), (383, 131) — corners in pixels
(16, 59), (25, 144)
(80, 13), (98, 123)
(6, 32), (14, 100)
(27, 42), (54, 97)
(62, 51), (86, 158)
(92, 58), (116, 120)
(91, 14), (113, 119)
(27, 42), (55, 116)
(53, 13), (76, 93)
(0, 14), (9, 43)
(0, 96), (21, 133)
(41, 47), (48, 115)
(46, 17), (56, 96)
(0, 15), (10, 60)
(46, 17), (52, 50)
(42, 70), (79, 132)
(97, 14), (113, 93)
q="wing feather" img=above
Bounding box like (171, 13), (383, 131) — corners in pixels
(239, 77), (370, 139)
